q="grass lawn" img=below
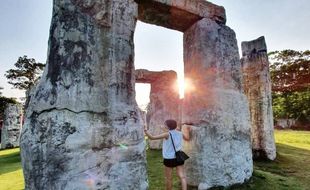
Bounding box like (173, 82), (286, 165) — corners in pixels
(0, 148), (24, 190)
(1, 130), (310, 190)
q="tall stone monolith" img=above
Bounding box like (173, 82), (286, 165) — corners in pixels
(20, 0), (148, 189)
(182, 18), (253, 189)
(1, 103), (23, 149)
(241, 36), (276, 160)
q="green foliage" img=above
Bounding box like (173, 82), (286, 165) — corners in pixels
(0, 86), (3, 96)
(272, 90), (310, 122)
(5, 55), (45, 90)
(269, 50), (310, 92)
(0, 96), (17, 120)
(269, 50), (310, 122)
(1, 131), (310, 190)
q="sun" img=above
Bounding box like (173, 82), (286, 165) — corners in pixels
(177, 77), (193, 99)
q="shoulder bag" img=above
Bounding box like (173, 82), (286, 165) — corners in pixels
(169, 132), (189, 163)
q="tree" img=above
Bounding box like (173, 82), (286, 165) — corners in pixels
(272, 90), (310, 122)
(0, 86), (3, 96)
(5, 56), (45, 90)
(269, 50), (310, 123)
(269, 50), (310, 92)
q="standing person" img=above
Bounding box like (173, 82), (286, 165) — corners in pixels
(144, 119), (190, 190)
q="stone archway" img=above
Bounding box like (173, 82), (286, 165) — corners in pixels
(135, 69), (180, 149)
(20, 0), (252, 189)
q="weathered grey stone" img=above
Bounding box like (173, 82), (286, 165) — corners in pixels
(241, 36), (276, 160)
(20, 0), (254, 189)
(135, 69), (180, 149)
(139, 109), (147, 125)
(1, 103), (23, 149)
(276, 119), (296, 129)
(136, 0), (226, 31)
(182, 18), (252, 189)
(20, 0), (148, 189)
(25, 83), (38, 111)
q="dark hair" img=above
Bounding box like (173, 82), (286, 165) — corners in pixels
(165, 120), (177, 130)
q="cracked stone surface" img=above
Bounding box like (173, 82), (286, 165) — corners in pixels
(135, 69), (180, 149)
(1, 103), (23, 149)
(241, 36), (276, 160)
(21, 0), (253, 189)
(20, 0), (147, 189)
(182, 18), (252, 189)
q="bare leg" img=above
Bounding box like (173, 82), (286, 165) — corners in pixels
(164, 166), (173, 190)
(176, 165), (187, 190)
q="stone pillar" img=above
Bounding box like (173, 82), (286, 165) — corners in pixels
(1, 103), (23, 149)
(20, 0), (148, 189)
(183, 18), (252, 189)
(136, 69), (180, 149)
(241, 36), (276, 160)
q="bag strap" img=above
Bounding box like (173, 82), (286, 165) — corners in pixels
(169, 132), (177, 153)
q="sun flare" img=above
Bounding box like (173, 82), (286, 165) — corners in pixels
(177, 77), (193, 99)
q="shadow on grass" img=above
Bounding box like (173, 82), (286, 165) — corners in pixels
(0, 149), (22, 175)
(211, 143), (310, 190)
(148, 143), (310, 190)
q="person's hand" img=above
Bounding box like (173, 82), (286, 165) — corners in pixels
(144, 129), (148, 134)
(186, 125), (192, 132)
(182, 125), (192, 141)
(144, 129), (150, 138)
(160, 125), (168, 132)
(144, 125), (149, 130)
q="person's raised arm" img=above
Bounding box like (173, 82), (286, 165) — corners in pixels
(182, 125), (191, 141)
(144, 129), (169, 140)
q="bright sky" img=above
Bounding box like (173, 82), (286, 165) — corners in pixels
(0, 0), (309, 108)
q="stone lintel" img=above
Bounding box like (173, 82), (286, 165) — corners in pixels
(135, 69), (177, 84)
(136, 0), (226, 32)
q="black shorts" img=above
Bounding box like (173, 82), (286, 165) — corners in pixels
(163, 158), (184, 168)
